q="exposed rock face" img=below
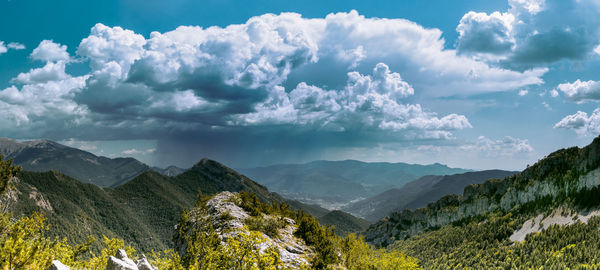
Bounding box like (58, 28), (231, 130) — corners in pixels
(47, 260), (69, 270)
(50, 249), (156, 270)
(510, 207), (600, 242)
(174, 191), (314, 268)
(106, 249), (138, 270)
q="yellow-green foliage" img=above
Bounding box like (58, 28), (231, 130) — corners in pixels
(176, 224), (283, 269)
(0, 156), (419, 270)
(341, 233), (419, 270)
(0, 209), (138, 270)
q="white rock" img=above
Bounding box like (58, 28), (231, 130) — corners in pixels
(47, 260), (70, 270)
(136, 255), (157, 270)
(106, 249), (138, 270)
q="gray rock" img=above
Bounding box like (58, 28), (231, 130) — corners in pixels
(47, 260), (70, 270)
(105, 249), (138, 270)
(136, 255), (157, 270)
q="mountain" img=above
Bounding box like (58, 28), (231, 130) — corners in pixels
(3, 158), (351, 252)
(238, 160), (471, 208)
(344, 170), (517, 221)
(0, 138), (150, 187)
(365, 136), (600, 268)
(151, 165), (187, 176)
(318, 210), (371, 236)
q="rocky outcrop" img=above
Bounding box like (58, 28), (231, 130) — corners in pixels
(174, 191), (314, 268)
(47, 260), (69, 270)
(509, 207), (600, 242)
(49, 250), (156, 270)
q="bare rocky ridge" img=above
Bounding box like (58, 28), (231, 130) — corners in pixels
(174, 191), (314, 268)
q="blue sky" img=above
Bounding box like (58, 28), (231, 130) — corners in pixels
(0, 0), (599, 170)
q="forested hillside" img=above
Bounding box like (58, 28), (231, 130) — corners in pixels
(370, 135), (600, 268)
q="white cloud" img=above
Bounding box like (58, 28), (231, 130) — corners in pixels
(7, 42), (25, 50)
(61, 138), (98, 151)
(518, 89), (528, 96)
(554, 109), (600, 136)
(31, 40), (70, 62)
(0, 41), (27, 55)
(232, 63), (471, 138)
(557, 79), (600, 103)
(542, 101), (551, 110)
(457, 11), (515, 56)
(457, 0), (600, 68)
(0, 42), (7, 55)
(460, 135), (534, 156)
(509, 0), (546, 15)
(0, 11), (547, 147)
(122, 148), (156, 155)
(12, 62), (70, 84)
(550, 89), (559, 97)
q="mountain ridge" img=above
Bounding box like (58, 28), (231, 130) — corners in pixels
(344, 169), (518, 222)
(0, 138), (150, 187)
(365, 136), (600, 247)
(239, 159), (472, 208)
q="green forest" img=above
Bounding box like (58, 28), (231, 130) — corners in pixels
(0, 155), (418, 269)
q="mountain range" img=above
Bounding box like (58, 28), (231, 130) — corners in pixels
(343, 169), (518, 222)
(5, 158), (338, 252)
(238, 160), (471, 208)
(365, 135), (600, 249)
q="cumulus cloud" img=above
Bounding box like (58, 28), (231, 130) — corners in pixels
(30, 40), (70, 62)
(518, 89), (528, 96)
(556, 79), (600, 103)
(0, 11), (550, 166)
(12, 62), (70, 84)
(550, 89), (559, 97)
(457, 0), (600, 69)
(456, 11), (515, 56)
(554, 109), (600, 136)
(0, 42), (6, 55)
(232, 63), (470, 138)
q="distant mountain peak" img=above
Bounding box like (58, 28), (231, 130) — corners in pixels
(0, 138), (150, 187)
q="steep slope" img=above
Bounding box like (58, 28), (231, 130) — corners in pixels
(345, 170), (517, 221)
(318, 210), (371, 236)
(239, 160), (471, 208)
(0, 138), (149, 187)
(365, 136), (600, 248)
(4, 159), (335, 252)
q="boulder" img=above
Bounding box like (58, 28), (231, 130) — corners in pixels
(47, 260), (70, 270)
(136, 255), (157, 270)
(105, 249), (139, 270)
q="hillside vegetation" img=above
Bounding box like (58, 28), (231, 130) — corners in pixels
(344, 170), (517, 222)
(0, 138), (150, 187)
(0, 155), (419, 269)
(367, 135), (600, 268)
(4, 158), (370, 254)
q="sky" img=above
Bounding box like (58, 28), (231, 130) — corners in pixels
(1, 0), (599, 170)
